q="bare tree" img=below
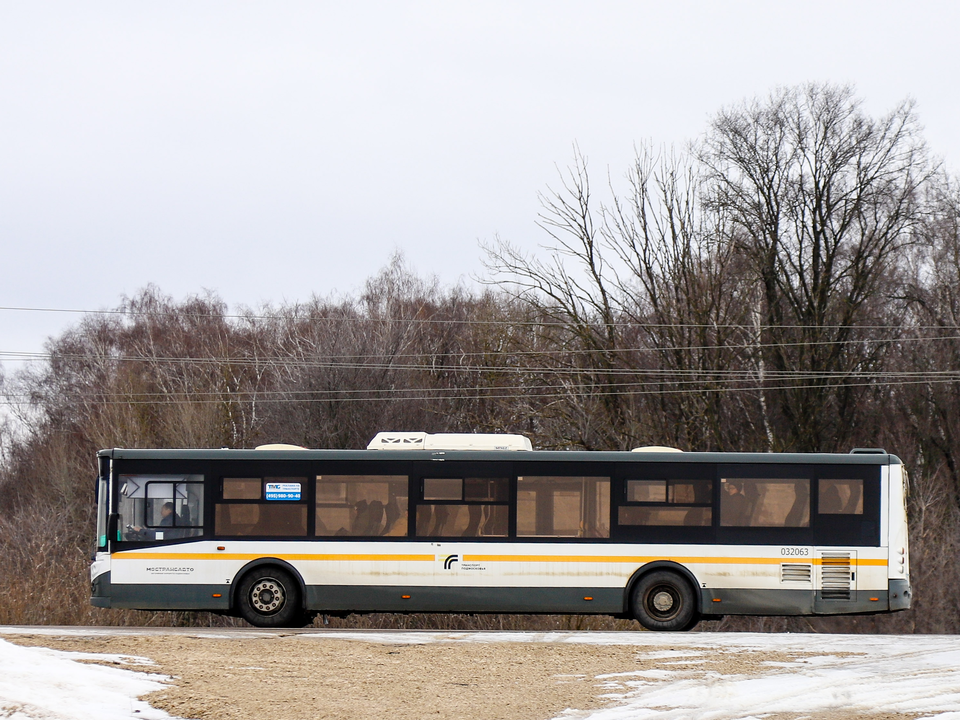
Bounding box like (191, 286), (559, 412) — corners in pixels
(484, 146), (752, 450)
(700, 83), (933, 451)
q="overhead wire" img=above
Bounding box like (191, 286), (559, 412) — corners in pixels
(2, 305), (958, 406)
(0, 304), (956, 332)
(2, 330), (960, 371)
(1, 369), (958, 407)
(1, 377), (957, 407)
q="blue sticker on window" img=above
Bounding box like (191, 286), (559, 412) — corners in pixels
(265, 482), (302, 501)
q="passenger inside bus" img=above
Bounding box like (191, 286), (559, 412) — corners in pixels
(128, 502), (183, 539)
(721, 481), (749, 525)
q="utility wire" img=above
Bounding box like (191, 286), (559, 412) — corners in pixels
(2, 374), (957, 407)
(2, 331), (960, 370)
(0, 304), (956, 332)
(4, 368), (960, 400)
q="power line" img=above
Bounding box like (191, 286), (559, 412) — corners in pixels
(0, 304), (957, 332)
(5, 367), (960, 399)
(2, 373), (957, 407)
(3, 330), (960, 371)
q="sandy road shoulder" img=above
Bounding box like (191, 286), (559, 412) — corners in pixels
(1, 631), (928, 720)
(5, 632), (648, 720)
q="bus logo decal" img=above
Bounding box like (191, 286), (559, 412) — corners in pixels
(443, 554), (459, 570)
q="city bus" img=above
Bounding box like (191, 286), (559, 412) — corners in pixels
(90, 432), (911, 631)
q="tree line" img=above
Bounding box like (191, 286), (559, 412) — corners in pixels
(2, 83), (959, 632)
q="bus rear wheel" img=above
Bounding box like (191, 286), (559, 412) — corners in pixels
(632, 570), (699, 632)
(237, 568), (307, 628)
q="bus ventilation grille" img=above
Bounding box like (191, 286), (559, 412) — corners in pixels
(780, 563), (812, 583)
(821, 553), (852, 600)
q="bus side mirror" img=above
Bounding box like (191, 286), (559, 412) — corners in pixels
(108, 513), (120, 542)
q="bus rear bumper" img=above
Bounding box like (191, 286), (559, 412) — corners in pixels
(889, 578), (912, 611)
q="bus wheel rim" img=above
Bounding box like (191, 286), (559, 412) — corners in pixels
(251, 579), (285, 613)
(648, 586), (679, 618)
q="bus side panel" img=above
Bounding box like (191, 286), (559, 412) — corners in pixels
(108, 541), (236, 611)
(97, 575), (231, 612)
(699, 588), (891, 616)
(304, 585), (624, 614)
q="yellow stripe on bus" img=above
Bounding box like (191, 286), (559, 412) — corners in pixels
(114, 553), (436, 562)
(466, 555), (887, 566)
(113, 551), (888, 566)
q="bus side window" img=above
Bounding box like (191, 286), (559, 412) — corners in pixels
(316, 475), (409, 537)
(517, 477), (610, 538)
(216, 477), (308, 537)
(619, 478), (713, 527)
(416, 478), (508, 538)
(721, 478), (810, 527)
(819, 479), (863, 514)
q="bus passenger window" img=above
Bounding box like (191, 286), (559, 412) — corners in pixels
(216, 503), (307, 536)
(215, 477), (308, 537)
(517, 477), (610, 538)
(416, 478), (508, 538)
(417, 505), (508, 537)
(627, 480), (667, 503)
(721, 478), (810, 527)
(316, 475), (408, 537)
(216, 504), (259, 534)
(464, 478), (508, 502)
(423, 478), (462, 501)
(618, 506), (712, 527)
(619, 478), (712, 527)
(819, 479), (863, 514)
(223, 478), (262, 499)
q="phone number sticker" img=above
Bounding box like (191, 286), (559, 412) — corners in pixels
(265, 482), (302, 501)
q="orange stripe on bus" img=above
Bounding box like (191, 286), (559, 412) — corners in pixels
(114, 553), (435, 562)
(113, 552), (888, 566)
(466, 555), (887, 566)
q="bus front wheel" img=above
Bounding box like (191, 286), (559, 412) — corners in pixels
(237, 568), (307, 628)
(632, 570), (699, 632)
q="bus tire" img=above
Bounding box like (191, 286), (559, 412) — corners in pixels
(237, 567), (304, 628)
(631, 570), (699, 632)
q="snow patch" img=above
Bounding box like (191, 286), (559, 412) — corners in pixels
(0, 639), (185, 720)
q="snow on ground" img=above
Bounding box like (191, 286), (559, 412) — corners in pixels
(2, 628), (960, 719)
(0, 638), (183, 720)
(323, 631), (960, 719)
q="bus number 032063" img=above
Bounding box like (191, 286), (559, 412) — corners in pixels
(780, 547), (810, 557)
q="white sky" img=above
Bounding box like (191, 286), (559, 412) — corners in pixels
(1, 1), (959, 372)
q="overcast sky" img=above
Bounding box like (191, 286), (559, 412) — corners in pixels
(1, 1), (958, 372)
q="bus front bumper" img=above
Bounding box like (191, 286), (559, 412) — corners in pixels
(90, 571), (112, 608)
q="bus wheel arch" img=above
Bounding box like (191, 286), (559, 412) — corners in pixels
(231, 559), (312, 628)
(625, 562), (702, 632)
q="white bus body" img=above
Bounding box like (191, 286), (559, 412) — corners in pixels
(91, 435), (910, 630)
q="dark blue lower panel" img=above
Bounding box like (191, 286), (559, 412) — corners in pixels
(304, 585), (625, 614)
(702, 588), (904, 615)
(92, 573), (231, 611)
(92, 571), (909, 617)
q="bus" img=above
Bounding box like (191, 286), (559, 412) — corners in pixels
(90, 432), (911, 631)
